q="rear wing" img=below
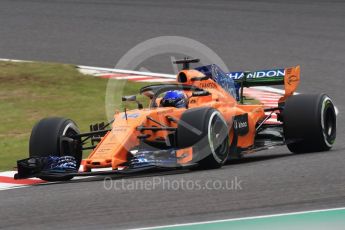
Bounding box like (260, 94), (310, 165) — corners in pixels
(228, 66), (300, 103)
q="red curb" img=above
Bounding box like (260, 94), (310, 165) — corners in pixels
(0, 176), (43, 185)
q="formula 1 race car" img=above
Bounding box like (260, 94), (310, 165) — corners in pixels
(15, 58), (337, 181)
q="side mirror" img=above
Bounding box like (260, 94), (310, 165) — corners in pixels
(122, 95), (143, 109)
(122, 95), (137, 102)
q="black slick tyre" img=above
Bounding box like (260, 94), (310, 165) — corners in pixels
(29, 117), (82, 181)
(283, 94), (336, 153)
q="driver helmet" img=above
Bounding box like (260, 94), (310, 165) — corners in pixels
(160, 90), (188, 108)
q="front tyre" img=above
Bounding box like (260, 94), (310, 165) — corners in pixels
(177, 107), (230, 169)
(283, 94), (336, 153)
(29, 117), (82, 181)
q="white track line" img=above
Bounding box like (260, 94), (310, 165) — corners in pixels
(0, 58), (32, 63)
(104, 75), (152, 80)
(131, 207), (345, 230)
(0, 171), (19, 178)
(136, 79), (173, 83)
(78, 65), (175, 79)
(0, 171), (43, 180)
(0, 183), (30, 191)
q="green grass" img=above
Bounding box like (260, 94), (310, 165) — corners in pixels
(0, 61), (150, 171)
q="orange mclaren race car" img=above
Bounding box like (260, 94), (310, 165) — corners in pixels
(15, 58), (337, 181)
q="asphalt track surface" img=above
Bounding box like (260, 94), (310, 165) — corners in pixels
(0, 0), (345, 229)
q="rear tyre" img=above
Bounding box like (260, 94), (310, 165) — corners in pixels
(283, 94), (336, 153)
(29, 117), (82, 181)
(177, 107), (230, 169)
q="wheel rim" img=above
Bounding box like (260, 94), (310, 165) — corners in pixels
(208, 112), (229, 163)
(321, 97), (336, 147)
(62, 122), (80, 137)
(60, 121), (82, 166)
